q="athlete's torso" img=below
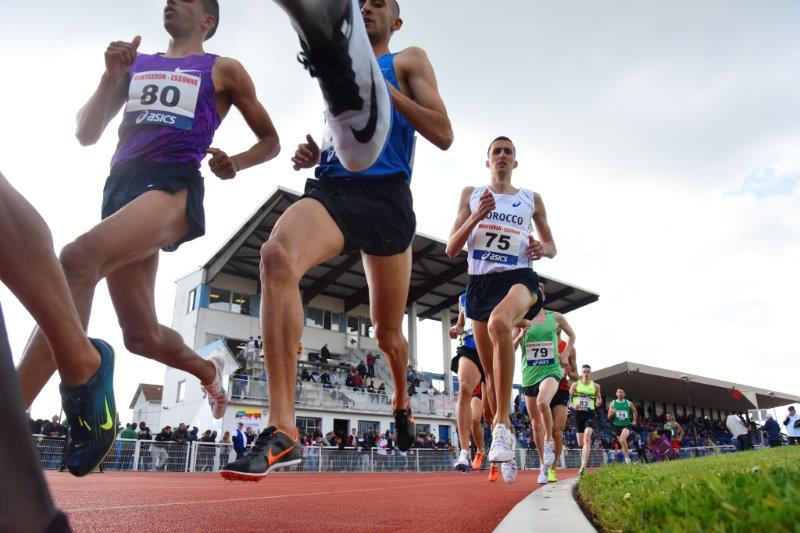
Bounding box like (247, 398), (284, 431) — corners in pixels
(574, 379), (597, 411)
(459, 293), (476, 350)
(521, 311), (562, 384)
(316, 53), (416, 181)
(111, 53), (222, 169)
(612, 399), (632, 426)
(467, 186), (535, 275)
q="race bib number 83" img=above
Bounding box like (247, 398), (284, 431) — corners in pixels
(525, 341), (554, 366)
(124, 70), (201, 130)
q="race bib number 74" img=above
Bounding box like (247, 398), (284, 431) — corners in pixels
(472, 222), (522, 265)
(124, 69), (202, 130)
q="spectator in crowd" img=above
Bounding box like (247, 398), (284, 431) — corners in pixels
(197, 430), (216, 472)
(255, 335), (263, 352)
(762, 414), (783, 447)
(245, 336), (256, 361)
(151, 426), (172, 471)
(319, 370), (331, 388)
(245, 426), (255, 447)
(137, 422), (152, 440)
(407, 381), (416, 397)
(301, 368), (312, 382)
(42, 415), (66, 438)
(377, 382), (386, 395)
(330, 371), (340, 390)
(784, 405), (800, 445)
(187, 427), (199, 443)
(29, 415), (44, 435)
(320, 343), (331, 364)
(357, 360), (368, 378)
(352, 369), (364, 390)
(119, 423), (137, 440)
(726, 412), (753, 451)
(367, 380), (376, 393)
(310, 369), (321, 383)
(347, 429), (358, 448)
(172, 423), (189, 444)
(366, 351), (380, 378)
(220, 431), (231, 444)
(232, 367), (248, 399)
(233, 422), (247, 459)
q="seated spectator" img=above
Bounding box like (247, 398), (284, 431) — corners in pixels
(408, 382), (416, 396)
(367, 380), (376, 393)
(311, 370), (320, 383)
(42, 415), (66, 438)
(320, 343), (331, 364)
(330, 371), (340, 390)
(352, 372), (364, 389)
(320, 370), (331, 388)
(357, 360), (368, 377)
(377, 383), (386, 394)
(301, 368), (312, 382)
(413, 377), (421, 387)
(345, 371), (355, 388)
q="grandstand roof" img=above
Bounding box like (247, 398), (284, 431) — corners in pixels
(593, 361), (800, 411)
(202, 187), (599, 320)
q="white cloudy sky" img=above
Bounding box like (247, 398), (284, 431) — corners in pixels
(1, 0), (798, 422)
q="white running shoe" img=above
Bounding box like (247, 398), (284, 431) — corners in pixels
(454, 450), (472, 473)
(543, 440), (555, 468)
(625, 457), (632, 465)
(537, 465), (549, 485)
(295, 0), (391, 172)
(202, 354), (228, 419)
(488, 424), (514, 463)
(501, 459), (518, 484)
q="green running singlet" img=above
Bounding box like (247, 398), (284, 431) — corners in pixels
(520, 311), (563, 387)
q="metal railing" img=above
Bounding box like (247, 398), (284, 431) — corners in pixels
(229, 377), (455, 417)
(32, 436), (755, 474)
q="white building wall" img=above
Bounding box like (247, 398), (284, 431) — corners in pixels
(130, 397), (162, 431)
(172, 268), (204, 348)
(196, 308), (261, 350)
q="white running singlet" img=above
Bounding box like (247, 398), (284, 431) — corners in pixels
(467, 186), (535, 276)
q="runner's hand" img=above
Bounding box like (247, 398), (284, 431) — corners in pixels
(292, 134), (321, 170)
(526, 235), (544, 261)
(105, 35), (141, 81)
(448, 325), (463, 339)
(471, 188), (495, 221)
(206, 148), (238, 180)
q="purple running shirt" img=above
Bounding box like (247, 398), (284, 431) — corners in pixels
(110, 53), (221, 169)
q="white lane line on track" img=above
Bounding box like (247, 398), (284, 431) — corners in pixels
(64, 478), (482, 513)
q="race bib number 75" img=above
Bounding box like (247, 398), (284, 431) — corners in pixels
(472, 222), (522, 265)
(124, 69), (201, 130)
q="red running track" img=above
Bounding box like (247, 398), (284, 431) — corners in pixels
(47, 469), (577, 532)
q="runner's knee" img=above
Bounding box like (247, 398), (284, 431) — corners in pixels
(122, 329), (162, 357)
(59, 238), (101, 287)
(375, 326), (405, 357)
(487, 314), (512, 339)
(260, 240), (299, 286)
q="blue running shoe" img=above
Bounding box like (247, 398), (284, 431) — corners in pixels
(59, 338), (116, 477)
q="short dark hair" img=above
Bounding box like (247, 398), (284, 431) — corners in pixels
(202, 0), (219, 40)
(582, 364), (591, 370)
(487, 136), (515, 157)
(391, 0), (401, 17)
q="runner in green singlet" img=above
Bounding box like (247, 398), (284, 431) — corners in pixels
(607, 388), (638, 464)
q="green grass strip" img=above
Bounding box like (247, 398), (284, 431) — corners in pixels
(577, 446), (800, 532)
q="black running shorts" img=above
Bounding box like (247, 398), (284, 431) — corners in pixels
(450, 345), (485, 384)
(465, 268), (542, 322)
(102, 159), (205, 252)
(614, 425), (632, 437)
(303, 175), (416, 256)
(550, 390), (570, 408)
(575, 410), (597, 433)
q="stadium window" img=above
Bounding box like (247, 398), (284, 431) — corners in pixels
(209, 287), (232, 311)
(323, 310), (341, 331)
(232, 292), (252, 315)
(347, 315), (360, 334)
(416, 423), (431, 436)
(187, 288), (197, 314)
(360, 317), (374, 338)
(176, 380), (186, 403)
(358, 420), (381, 435)
(296, 417), (322, 437)
(305, 307), (324, 328)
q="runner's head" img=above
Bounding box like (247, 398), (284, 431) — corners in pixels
(361, 0), (403, 45)
(486, 136), (518, 175)
(163, 0), (219, 42)
(666, 413), (674, 422)
(581, 364), (591, 380)
(616, 388), (626, 400)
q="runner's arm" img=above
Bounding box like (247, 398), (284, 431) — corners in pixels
(393, 47), (453, 150)
(528, 192), (557, 259)
(75, 38), (139, 146)
(446, 186), (493, 257)
(554, 313), (575, 365)
(449, 308), (465, 339)
(568, 382), (577, 409)
(675, 421), (684, 439)
(595, 383), (603, 407)
(607, 402), (616, 421)
(566, 346), (579, 381)
(630, 401), (638, 425)
(216, 58), (280, 172)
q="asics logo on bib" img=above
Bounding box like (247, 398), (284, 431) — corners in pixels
(485, 211), (525, 226)
(512, 201), (521, 207)
(480, 251), (512, 263)
(136, 110), (177, 126)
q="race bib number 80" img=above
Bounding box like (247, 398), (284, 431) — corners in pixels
(525, 341), (554, 366)
(124, 70), (201, 130)
(472, 222), (522, 265)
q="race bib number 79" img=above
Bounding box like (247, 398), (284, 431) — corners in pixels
(472, 222), (522, 265)
(124, 69), (201, 130)
(525, 341), (555, 366)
